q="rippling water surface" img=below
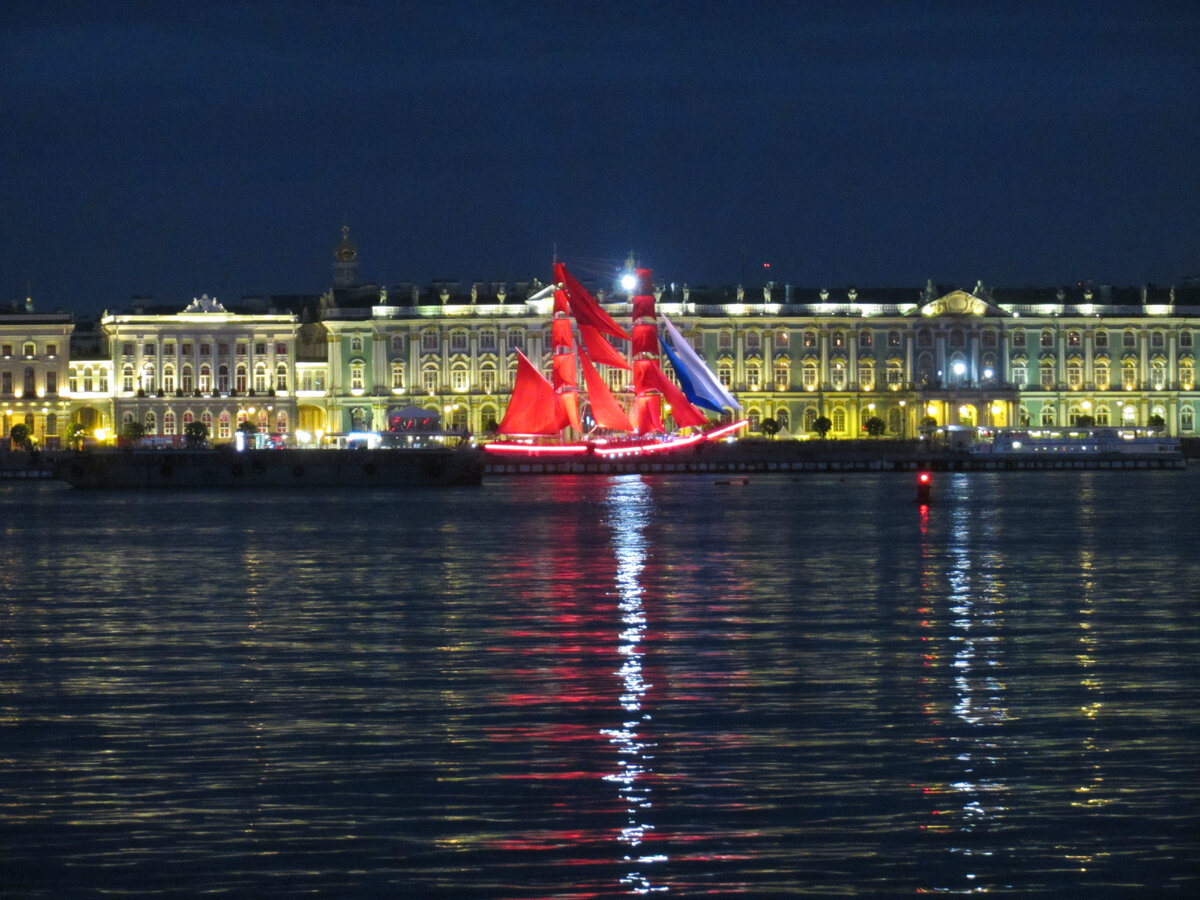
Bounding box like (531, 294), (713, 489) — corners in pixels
(2, 471), (1198, 897)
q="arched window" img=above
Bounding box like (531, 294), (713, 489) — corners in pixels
(201, 410), (212, 433)
(351, 335), (364, 353)
(802, 362), (818, 390)
(144, 411), (156, 434)
(422, 364), (439, 394)
(123, 363), (135, 392)
(163, 365), (175, 394)
(858, 362), (874, 392)
(235, 364), (248, 393)
(350, 362), (365, 393)
(1095, 362), (1110, 390)
(182, 364), (194, 392)
(183, 410), (194, 426)
(218, 411), (231, 438)
(1150, 361), (1166, 389)
(887, 407), (901, 434)
(803, 407), (818, 432)
(479, 364), (496, 394)
(163, 411), (176, 435)
(858, 330), (872, 348)
(830, 363), (845, 390)
(253, 364), (268, 393)
(831, 407), (846, 432)
(746, 364), (761, 391)
(1095, 405), (1110, 426)
(745, 331), (761, 351)
(773, 361), (789, 391)
(276, 411), (288, 434)
(217, 364), (229, 392)
(1067, 362), (1082, 389)
(776, 408), (789, 430)
(1181, 406), (1195, 432)
(1041, 404), (1056, 427)
(1040, 360), (1056, 389)
(1122, 361), (1137, 390)
(391, 361), (405, 391)
(1122, 404), (1137, 424)
(275, 363), (288, 391)
(451, 362), (469, 392)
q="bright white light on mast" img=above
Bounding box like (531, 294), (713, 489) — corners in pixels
(621, 273), (638, 292)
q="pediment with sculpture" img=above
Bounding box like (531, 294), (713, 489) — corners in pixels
(917, 289), (1007, 317)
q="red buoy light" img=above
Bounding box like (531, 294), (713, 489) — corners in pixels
(917, 471), (932, 503)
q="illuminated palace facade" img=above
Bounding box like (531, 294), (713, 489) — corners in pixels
(3, 277), (1199, 448)
(316, 279), (1200, 440)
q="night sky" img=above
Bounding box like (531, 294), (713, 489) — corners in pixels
(3, 1), (1197, 316)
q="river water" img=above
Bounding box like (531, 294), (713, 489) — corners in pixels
(2, 470), (1197, 897)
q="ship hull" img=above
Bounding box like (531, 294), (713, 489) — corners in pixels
(55, 447), (485, 489)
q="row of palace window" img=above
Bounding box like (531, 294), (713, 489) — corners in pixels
(120, 341), (289, 358)
(1, 369), (58, 395)
(122, 408), (290, 439)
(1010, 360), (1195, 391)
(354, 326), (1199, 370)
(350, 354), (1200, 396)
(736, 403), (1197, 435)
(3, 412), (60, 435)
(2, 342), (60, 358)
(112, 362), (290, 394)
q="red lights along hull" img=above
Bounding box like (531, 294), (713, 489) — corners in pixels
(484, 419), (748, 458)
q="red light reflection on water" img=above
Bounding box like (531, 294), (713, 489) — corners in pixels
(480, 476), (670, 895)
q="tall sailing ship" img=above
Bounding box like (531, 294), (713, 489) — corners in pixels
(485, 263), (746, 458)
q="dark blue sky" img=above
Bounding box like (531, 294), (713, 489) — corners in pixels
(3, 1), (1197, 315)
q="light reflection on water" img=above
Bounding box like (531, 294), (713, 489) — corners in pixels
(1, 472), (1198, 897)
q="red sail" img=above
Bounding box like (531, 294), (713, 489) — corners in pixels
(639, 363), (708, 427)
(555, 262), (631, 341)
(630, 268), (662, 433)
(552, 351), (582, 432)
(498, 349), (569, 435)
(579, 324), (631, 370)
(633, 390), (663, 434)
(579, 349), (633, 432)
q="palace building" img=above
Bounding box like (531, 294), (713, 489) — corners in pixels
(3, 232), (1197, 448)
(0, 299), (74, 449)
